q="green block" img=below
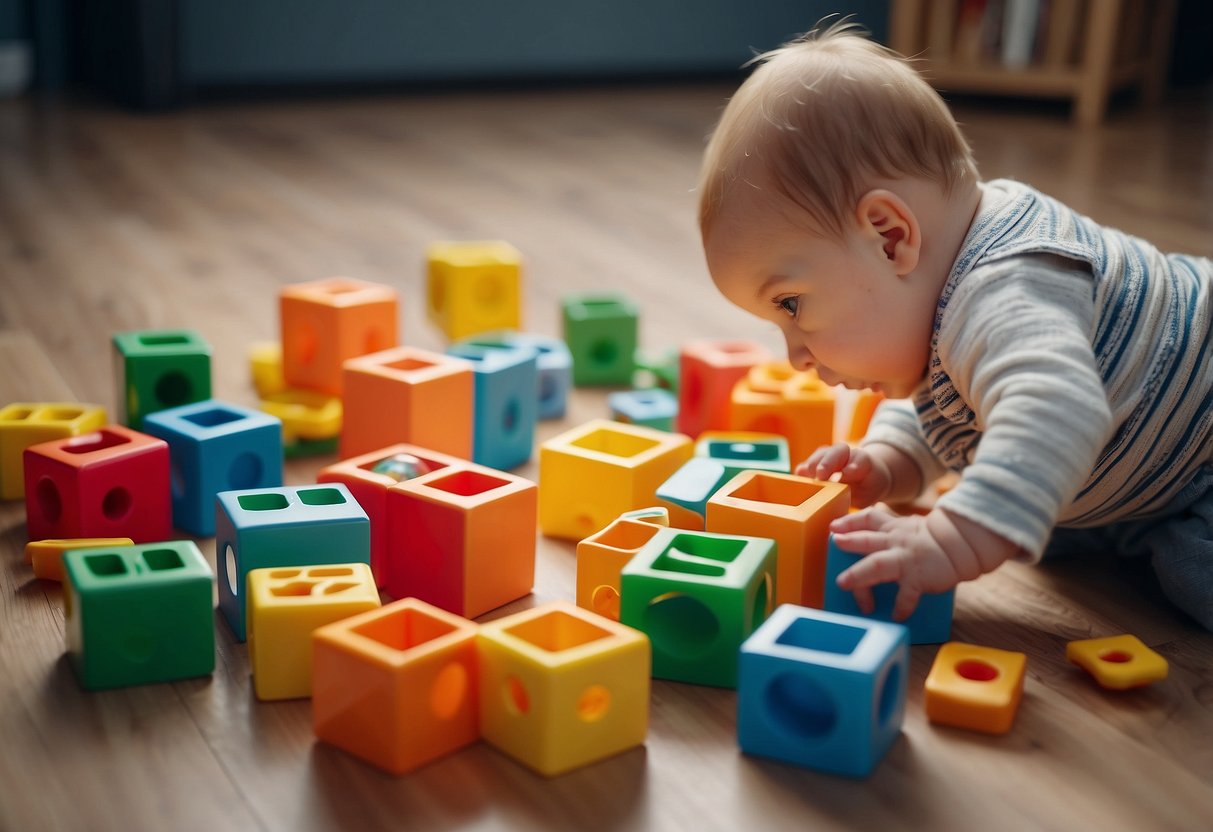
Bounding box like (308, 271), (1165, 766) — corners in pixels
(633, 346), (680, 394)
(695, 434), (792, 480)
(561, 293), (638, 386)
(112, 329), (212, 430)
(63, 541), (215, 691)
(621, 528), (776, 688)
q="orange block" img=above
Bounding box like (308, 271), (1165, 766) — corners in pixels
(313, 598), (479, 775)
(677, 340), (772, 438)
(26, 537), (133, 582)
(575, 517), (664, 620)
(728, 364), (835, 466)
(847, 391), (886, 443)
(924, 642), (1027, 735)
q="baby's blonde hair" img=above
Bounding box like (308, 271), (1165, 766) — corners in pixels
(698, 20), (979, 237)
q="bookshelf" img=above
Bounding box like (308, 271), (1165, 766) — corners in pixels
(888, 0), (1178, 125)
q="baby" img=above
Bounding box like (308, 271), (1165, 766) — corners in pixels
(698, 21), (1213, 631)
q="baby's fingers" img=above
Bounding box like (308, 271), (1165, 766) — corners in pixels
(829, 504), (896, 535)
(892, 584), (923, 621)
(836, 550), (906, 590)
(797, 442), (852, 480)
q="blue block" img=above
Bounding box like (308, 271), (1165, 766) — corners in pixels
(143, 399), (283, 536)
(823, 534), (954, 644)
(459, 331), (572, 420)
(655, 457), (732, 525)
(446, 341), (538, 471)
(738, 605), (909, 778)
(609, 388), (678, 432)
(694, 432), (791, 479)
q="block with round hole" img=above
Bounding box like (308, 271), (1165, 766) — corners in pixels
(457, 331), (572, 420)
(23, 425), (171, 543)
(313, 598), (480, 775)
(63, 540), (215, 690)
(609, 388), (678, 432)
(215, 483), (369, 642)
(728, 363), (835, 466)
(143, 400), (283, 537)
(0, 402), (107, 500)
(677, 340), (772, 439)
(1065, 634), (1168, 690)
(561, 292), (638, 386)
(694, 431), (791, 479)
(620, 527), (776, 687)
(924, 642), (1027, 735)
(426, 240), (523, 341)
(26, 537), (133, 583)
(478, 600), (650, 777)
(655, 457), (732, 531)
(112, 329), (212, 430)
(738, 605), (909, 777)
(576, 517), (665, 620)
(247, 562), (380, 700)
(445, 341), (538, 471)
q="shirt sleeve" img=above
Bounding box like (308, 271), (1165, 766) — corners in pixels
(860, 399), (948, 487)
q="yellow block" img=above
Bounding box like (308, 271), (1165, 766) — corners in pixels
(259, 389), (342, 442)
(728, 364), (834, 467)
(1066, 634), (1168, 690)
(924, 642), (1026, 735)
(26, 538), (134, 582)
(426, 240), (522, 341)
(576, 517), (665, 620)
(0, 403), (107, 500)
(248, 341), (287, 398)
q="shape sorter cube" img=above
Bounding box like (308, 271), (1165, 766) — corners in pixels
(695, 431), (791, 479)
(576, 517), (665, 620)
(26, 537), (133, 583)
(478, 600), (650, 777)
(1065, 634), (1168, 690)
(458, 331), (572, 420)
(738, 605), (909, 778)
(313, 598), (480, 775)
(609, 388), (678, 432)
(620, 527), (776, 687)
(729, 364), (835, 466)
(386, 463), (537, 618)
(847, 390), (885, 443)
(706, 471), (849, 609)
(23, 426), (171, 543)
(924, 642), (1026, 735)
(655, 458), (732, 531)
(561, 293), (638, 387)
(216, 484), (370, 642)
(63, 541), (215, 690)
(1, 403), (107, 500)
(280, 277), (399, 396)
(112, 330), (212, 430)
(426, 240), (523, 341)
(446, 341), (538, 471)
(143, 400), (283, 537)
(340, 346), (474, 461)
(247, 563), (380, 701)
(539, 419), (692, 541)
(677, 340), (772, 438)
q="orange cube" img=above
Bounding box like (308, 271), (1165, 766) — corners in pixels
(847, 390), (885, 443)
(677, 340), (772, 438)
(924, 642), (1027, 735)
(575, 517), (664, 620)
(728, 364), (835, 466)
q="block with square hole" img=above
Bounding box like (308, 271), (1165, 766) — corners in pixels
(340, 345), (474, 460)
(539, 419), (692, 541)
(561, 292), (638, 386)
(456, 331), (572, 420)
(112, 329), (212, 430)
(576, 517), (665, 621)
(63, 540), (215, 690)
(215, 484), (369, 642)
(247, 563), (380, 700)
(313, 598), (480, 775)
(619, 506), (670, 526)
(924, 642), (1027, 734)
(655, 458), (732, 531)
(478, 600), (649, 777)
(26, 537), (133, 583)
(143, 400), (283, 537)
(0, 402), (107, 500)
(728, 363), (835, 466)
(248, 341), (287, 398)
(694, 431), (791, 479)
(23, 425), (171, 543)
(280, 277), (399, 396)
(620, 528), (776, 687)
(385, 462), (536, 618)
(426, 240), (523, 341)
(1065, 634), (1168, 690)
(738, 605), (908, 777)
(445, 340), (538, 470)
(823, 534), (954, 644)
(677, 340), (772, 438)
(633, 345), (680, 393)
(706, 471), (849, 609)
(609, 388), (678, 432)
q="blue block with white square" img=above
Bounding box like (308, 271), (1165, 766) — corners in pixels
(609, 388), (678, 432)
(446, 340), (538, 470)
(459, 331), (572, 420)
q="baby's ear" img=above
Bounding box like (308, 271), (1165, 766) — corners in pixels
(856, 189), (920, 276)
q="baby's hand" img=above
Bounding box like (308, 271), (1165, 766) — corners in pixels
(796, 442), (892, 508)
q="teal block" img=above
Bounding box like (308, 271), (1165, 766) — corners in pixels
(112, 329), (212, 430)
(561, 293), (638, 386)
(695, 434), (791, 479)
(633, 346), (680, 393)
(446, 341), (538, 470)
(459, 330), (572, 420)
(609, 388), (678, 431)
(655, 457), (732, 525)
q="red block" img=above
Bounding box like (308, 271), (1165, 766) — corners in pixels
(677, 340), (772, 438)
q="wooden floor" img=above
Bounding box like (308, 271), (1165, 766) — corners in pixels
(1, 82), (1212, 832)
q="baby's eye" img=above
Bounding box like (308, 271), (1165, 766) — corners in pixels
(775, 296), (799, 318)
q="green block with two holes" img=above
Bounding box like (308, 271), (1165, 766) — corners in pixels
(561, 293), (638, 386)
(694, 432), (792, 480)
(620, 527), (776, 688)
(112, 330), (212, 430)
(63, 540), (215, 690)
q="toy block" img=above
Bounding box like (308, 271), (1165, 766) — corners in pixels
(677, 339), (772, 438)
(539, 419), (693, 541)
(847, 390), (885, 443)
(1065, 634), (1168, 690)
(576, 517), (665, 620)
(259, 390), (341, 444)
(112, 330), (212, 430)
(446, 341), (538, 471)
(729, 364), (835, 465)
(620, 527), (776, 687)
(924, 642), (1026, 735)
(313, 598), (480, 775)
(655, 458), (732, 530)
(248, 341), (287, 398)
(247, 563), (381, 701)
(143, 400), (283, 537)
(695, 431), (791, 478)
(23, 426), (171, 543)
(609, 388), (678, 432)
(706, 471), (849, 608)
(633, 346), (680, 393)
(426, 240), (523, 341)
(340, 346), (474, 460)
(823, 535), (954, 644)
(458, 331), (572, 420)
(216, 483), (370, 642)
(478, 601), (650, 777)
(63, 541), (215, 690)
(280, 277), (399, 396)
(386, 463), (537, 618)
(738, 605), (909, 777)
(26, 537), (133, 583)
(620, 506), (670, 525)
(561, 293), (638, 386)
(1, 403), (108, 501)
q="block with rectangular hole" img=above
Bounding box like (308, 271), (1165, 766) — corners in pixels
(385, 463), (536, 618)
(539, 419), (692, 541)
(112, 329), (212, 430)
(561, 292), (638, 386)
(694, 431), (791, 479)
(728, 363), (835, 466)
(63, 540), (215, 690)
(924, 642), (1027, 735)
(707, 471), (849, 608)
(455, 331), (572, 421)
(655, 458), (732, 531)
(609, 388), (678, 432)
(677, 340), (772, 438)
(23, 425), (171, 543)
(340, 346), (474, 460)
(0, 402), (107, 500)
(280, 277), (399, 396)
(445, 341), (538, 470)
(247, 562), (380, 700)
(738, 605), (909, 778)
(143, 400), (283, 537)
(620, 527), (776, 687)
(26, 537), (133, 583)
(1065, 634), (1168, 690)
(478, 600), (650, 777)
(216, 483), (369, 642)
(426, 240), (523, 341)
(576, 517), (665, 620)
